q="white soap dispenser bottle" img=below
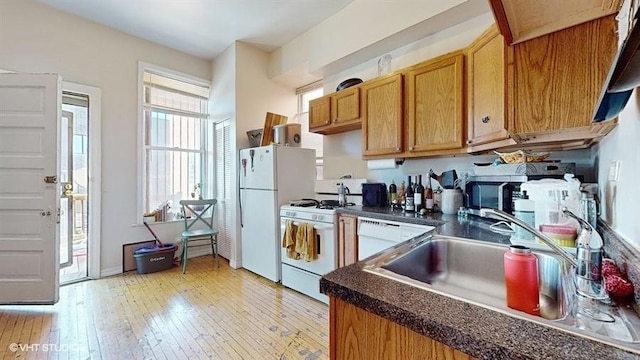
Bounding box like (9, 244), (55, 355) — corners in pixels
(514, 190), (536, 241)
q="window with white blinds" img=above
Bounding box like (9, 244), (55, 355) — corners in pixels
(142, 69), (211, 213)
(214, 119), (232, 259)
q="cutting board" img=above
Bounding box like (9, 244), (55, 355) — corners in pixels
(260, 112), (288, 146)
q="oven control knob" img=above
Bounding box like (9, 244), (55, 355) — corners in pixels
(312, 215), (317, 220)
(317, 215), (323, 221)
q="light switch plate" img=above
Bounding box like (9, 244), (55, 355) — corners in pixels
(608, 160), (621, 181)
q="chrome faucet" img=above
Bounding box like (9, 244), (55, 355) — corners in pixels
(561, 208), (607, 300)
(480, 208), (607, 300)
(481, 208), (577, 266)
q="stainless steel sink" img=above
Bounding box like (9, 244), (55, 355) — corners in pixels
(365, 234), (568, 320)
(362, 234), (640, 349)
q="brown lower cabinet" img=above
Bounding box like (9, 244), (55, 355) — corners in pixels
(337, 214), (358, 267)
(329, 297), (475, 360)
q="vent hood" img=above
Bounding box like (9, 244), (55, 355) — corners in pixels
(595, 7), (640, 121)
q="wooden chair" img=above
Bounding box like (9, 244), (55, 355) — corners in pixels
(179, 199), (219, 273)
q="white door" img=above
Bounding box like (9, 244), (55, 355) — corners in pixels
(239, 145), (275, 190)
(240, 188), (279, 282)
(0, 73), (61, 304)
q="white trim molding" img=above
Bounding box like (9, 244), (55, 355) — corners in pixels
(63, 81), (102, 280)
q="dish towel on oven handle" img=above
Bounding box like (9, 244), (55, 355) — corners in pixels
(295, 222), (318, 262)
(282, 220), (298, 259)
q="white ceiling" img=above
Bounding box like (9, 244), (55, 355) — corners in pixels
(37, 0), (354, 60)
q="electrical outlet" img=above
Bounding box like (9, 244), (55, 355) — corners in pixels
(608, 160), (621, 181)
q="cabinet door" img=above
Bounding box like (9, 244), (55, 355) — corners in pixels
(332, 86), (360, 126)
(467, 26), (510, 146)
(330, 297), (474, 360)
(338, 214), (358, 267)
(309, 95), (331, 131)
(512, 15), (617, 134)
(331, 298), (367, 360)
(406, 52), (465, 153)
(362, 74), (403, 156)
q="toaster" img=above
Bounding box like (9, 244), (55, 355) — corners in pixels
(362, 183), (388, 207)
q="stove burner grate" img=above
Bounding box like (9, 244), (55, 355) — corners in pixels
(288, 199), (356, 209)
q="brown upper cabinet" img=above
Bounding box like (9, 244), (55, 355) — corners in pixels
(361, 73), (404, 156)
(466, 16), (619, 153)
(405, 51), (465, 155)
(361, 52), (466, 159)
(466, 25), (510, 148)
(489, 0), (621, 45)
(309, 86), (361, 135)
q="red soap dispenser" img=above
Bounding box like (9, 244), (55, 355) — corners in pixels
(504, 245), (540, 316)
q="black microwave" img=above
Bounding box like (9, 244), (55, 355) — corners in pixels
(464, 175), (567, 218)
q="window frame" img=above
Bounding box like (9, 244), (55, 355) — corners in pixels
(296, 81), (324, 179)
(137, 62), (211, 222)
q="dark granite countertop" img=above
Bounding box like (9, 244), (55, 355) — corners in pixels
(338, 206), (512, 244)
(321, 207), (640, 360)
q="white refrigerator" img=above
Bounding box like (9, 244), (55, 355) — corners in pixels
(239, 144), (316, 282)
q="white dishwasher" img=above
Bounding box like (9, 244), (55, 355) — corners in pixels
(357, 217), (434, 261)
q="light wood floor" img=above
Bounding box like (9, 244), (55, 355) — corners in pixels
(0, 256), (329, 360)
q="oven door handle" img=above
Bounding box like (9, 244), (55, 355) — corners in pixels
(288, 222), (333, 230)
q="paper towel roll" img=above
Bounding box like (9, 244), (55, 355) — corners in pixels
(367, 158), (398, 170)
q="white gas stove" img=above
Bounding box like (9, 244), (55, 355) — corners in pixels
(279, 204), (337, 304)
(278, 178), (367, 304)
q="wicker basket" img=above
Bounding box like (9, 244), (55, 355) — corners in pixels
(494, 150), (550, 164)
(246, 129), (263, 147)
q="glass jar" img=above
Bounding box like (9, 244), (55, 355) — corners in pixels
(377, 54), (392, 76)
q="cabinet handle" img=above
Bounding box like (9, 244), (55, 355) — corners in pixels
(333, 118), (338, 123)
(396, 147), (401, 152)
(325, 120), (330, 124)
(467, 140), (472, 145)
(409, 146), (414, 151)
(481, 116), (490, 124)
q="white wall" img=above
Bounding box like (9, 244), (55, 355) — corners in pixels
(236, 42), (298, 148)
(210, 41), (238, 266)
(210, 41), (298, 268)
(0, 0), (212, 275)
(595, 90), (640, 247)
(269, 0), (490, 87)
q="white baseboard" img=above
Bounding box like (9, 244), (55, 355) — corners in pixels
(229, 258), (241, 269)
(100, 266), (122, 278)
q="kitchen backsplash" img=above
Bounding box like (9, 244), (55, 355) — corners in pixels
(322, 148), (597, 190)
(601, 221), (640, 310)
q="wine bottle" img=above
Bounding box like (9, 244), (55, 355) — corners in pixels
(388, 180), (397, 206)
(415, 175), (424, 212)
(404, 176), (415, 212)
(425, 175), (434, 212)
